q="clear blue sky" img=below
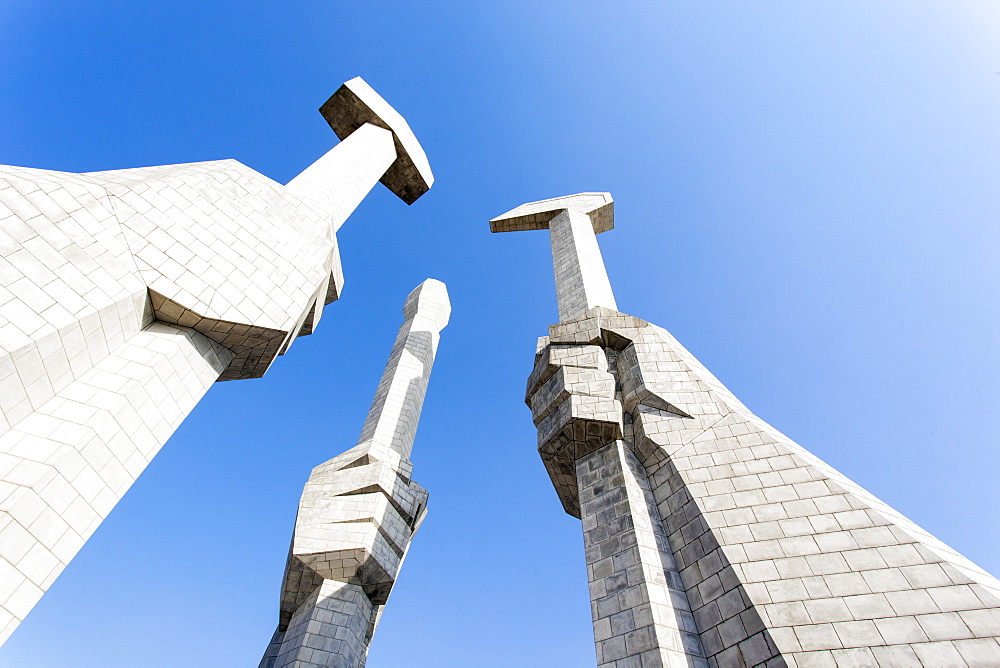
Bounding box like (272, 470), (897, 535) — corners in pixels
(0, 2), (997, 666)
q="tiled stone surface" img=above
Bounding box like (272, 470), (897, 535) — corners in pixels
(491, 193), (616, 322)
(85, 156), (344, 380)
(0, 165), (149, 436)
(503, 193), (1000, 666)
(0, 76), (433, 646)
(548, 209), (618, 323)
(287, 123), (396, 237)
(579, 441), (708, 668)
(261, 580), (375, 668)
(533, 308), (1000, 668)
(261, 280), (449, 668)
(0, 323), (230, 644)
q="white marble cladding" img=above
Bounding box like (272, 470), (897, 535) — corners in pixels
(0, 323), (229, 644)
(357, 278), (450, 461)
(505, 192), (1000, 666)
(260, 580), (375, 668)
(529, 305), (1000, 667)
(0, 76), (434, 647)
(490, 193), (617, 323)
(579, 440), (708, 668)
(262, 279), (449, 668)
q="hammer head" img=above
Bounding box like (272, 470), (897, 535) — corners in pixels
(319, 77), (434, 205)
(489, 192), (614, 234)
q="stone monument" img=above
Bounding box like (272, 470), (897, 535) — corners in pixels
(260, 278), (449, 668)
(0, 77), (432, 645)
(492, 193), (1000, 667)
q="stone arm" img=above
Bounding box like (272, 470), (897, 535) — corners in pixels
(261, 279), (449, 668)
(0, 76), (433, 646)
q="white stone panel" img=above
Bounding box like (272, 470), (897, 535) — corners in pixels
(0, 76), (435, 648)
(532, 305), (1000, 666)
(579, 441), (708, 668)
(262, 280), (449, 668)
(549, 209), (618, 321)
(0, 165), (147, 439)
(286, 124), (396, 235)
(505, 192), (1000, 667)
(261, 580), (374, 668)
(490, 193), (617, 322)
(0, 323), (230, 644)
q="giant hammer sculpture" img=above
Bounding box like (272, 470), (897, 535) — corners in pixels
(492, 194), (1000, 667)
(0, 77), (432, 644)
(260, 278), (450, 668)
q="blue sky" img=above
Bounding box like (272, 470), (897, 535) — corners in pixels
(0, 2), (998, 666)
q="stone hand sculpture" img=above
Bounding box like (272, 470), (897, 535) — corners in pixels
(492, 194), (1000, 667)
(260, 279), (450, 668)
(0, 77), (432, 645)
